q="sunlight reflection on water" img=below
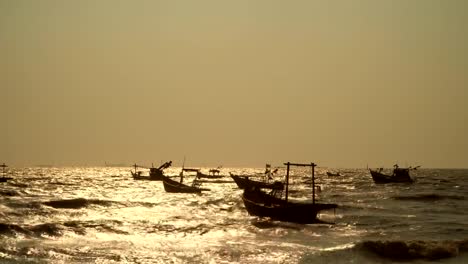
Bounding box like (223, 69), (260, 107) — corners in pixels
(1, 167), (467, 263)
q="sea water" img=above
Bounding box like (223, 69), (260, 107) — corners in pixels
(1, 167), (467, 263)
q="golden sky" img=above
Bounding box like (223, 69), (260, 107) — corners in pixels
(1, 0), (467, 167)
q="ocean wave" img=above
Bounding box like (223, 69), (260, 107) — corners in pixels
(311, 239), (468, 262)
(250, 219), (303, 230)
(0, 220), (127, 238)
(5, 182), (28, 188)
(0, 222), (64, 237)
(146, 223), (211, 235)
(48, 181), (77, 186)
(356, 239), (468, 261)
(43, 198), (116, 209)
(42, 198), (159, 209)
(0, 189), (21, 196)
(393, 194), (465, 201)
(62, 220), (127, 235)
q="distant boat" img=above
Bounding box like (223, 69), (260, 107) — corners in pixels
(161, 175), (209, 193)
(231, 164), (282, 189)
(1, 163), (13, 183)
(196, 166), (225, 179)
(230, 173), (284, 190)
(369, 164), (418, 184)
(242, 162), (338, 224)
(181, 168), (224, 179)
(161, 166), (209, 193)
(326, 171), (341, 177)
(131, 161), (172, 181)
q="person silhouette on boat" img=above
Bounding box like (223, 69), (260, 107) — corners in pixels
(392, 164), (398, 175)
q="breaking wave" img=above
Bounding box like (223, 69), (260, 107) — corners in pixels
(145, 222), (211, 235)
(356, 239), (468, 261)
(312, 239), (468, 262)
(0, 220), (127, 237)
(0, 223), (65, 237)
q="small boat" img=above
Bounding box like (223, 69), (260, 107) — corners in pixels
(242, 162), (338, 224)
(231, 164), (283, 189)
(326, 171), (341, 177)
(161, 164), (210, 193)
(1, 163), (13, 183)
(230, 173), (284, 190)
(197, 167), (225, 179)
(161, 175), (209, 193)
(130, 161), (172, 181)
(369, 164), (418, 184)
(149, 161), (172, 180)
(180, 167), (225, 179)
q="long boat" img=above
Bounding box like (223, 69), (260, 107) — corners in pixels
(326, 171), (341, 177)
(130, 161), (172, 181)
(161, 165), (210, 193)
(180, 168), (225, 179)
(196, 167), (225, 179)
(242, 162), (337, 224)
(1, 163), (13, 183)
(230, 173), (284, 190)
(369, 165), (417, 184)
(161, 175), (209, 193)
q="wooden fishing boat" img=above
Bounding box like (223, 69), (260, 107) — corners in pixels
(161, 175), (209, 193)
(161, 164), (210, 193)
(196, 167), (225, 179)
(231, 164), (283, 189)
(180, 167), (225, 179)
(1, 163), (13, 183)
(242, 162), (338, 224)
(230, 173), (284, 190)
(369, 165), (417, 184)
(326, 171), (341, 177)
(130, 161), (172, 181)
(149, 161), (172, 180)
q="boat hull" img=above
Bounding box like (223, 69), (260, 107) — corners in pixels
(0, 177), (13, 183)
(242, 189), (337, 224)
(161, 176), (209, 193)
(369, 169), (413, 184)
(230, 174), (284, 190)
(149, 168), (164, 181)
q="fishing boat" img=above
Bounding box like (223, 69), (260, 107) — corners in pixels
(161, 175), (209, 193)
(179, 167), (224, 179)
(369, 164), (417, 184)
(196, 167), (225, 179)
(130, 161), (172, 181)
(326, 171), (341, 177)
(242, 162), (338, 224)
(1, 163), (13, 182)
(161, 164), (210, 193)
(231, 164), (283, 189)
(230, 173), (284, 190)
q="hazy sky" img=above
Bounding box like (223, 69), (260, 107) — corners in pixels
(1, 0), (467, 168)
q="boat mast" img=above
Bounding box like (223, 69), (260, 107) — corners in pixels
(285, 162), (290, 202)
(283, 162), (317, 204)
(312, 162), (316, 205)
(180, 156), (186, 183)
